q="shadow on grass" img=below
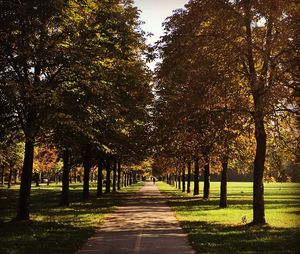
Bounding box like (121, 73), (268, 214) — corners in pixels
(161, 188), (300, 211)
(159, 183), (300, 253)
(181, 220), (299, 253)
(0, 220), (94, 254)
(0, 183), (144, 254)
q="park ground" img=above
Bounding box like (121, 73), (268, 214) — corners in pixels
(0, 182), (143, 254)
(157, 181), (300, 253)
(0, 181), (299, 253)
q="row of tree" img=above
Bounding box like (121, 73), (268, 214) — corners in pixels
(0, 145), (151, 189)
(152, 0), (299, 225)
(0, 0), (153, 221)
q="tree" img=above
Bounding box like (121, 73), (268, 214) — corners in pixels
(0, 0), (152, 219)
(155, 0), (298, 224)
(0, 0), (74, 220)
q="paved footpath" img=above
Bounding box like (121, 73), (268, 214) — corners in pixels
(77, 182), (195, 254)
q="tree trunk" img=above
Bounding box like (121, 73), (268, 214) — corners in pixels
(97, 158), (103, 197)
(129, 171), (133, 185)
(55, 173), (59, 184)
(187, 161), (191, 193)
(175, 175), (177, 188)
(252, 95), (267, 224)
(61, 149), (70, 206)
(182, 164), (185, 192)
(203, 154), (210, 200)
(112, 159), (117, 192)
(90, 172), (93, 183)
(1, 168), (4, 185)
(83, 148), (91, 200)
(47, 172), (50, 186)
(178, 172), (181, 189)
(220, 156), (228, 208)
(193, 158), (199, 196)
(244, 0), (267, 224)
(117, 160), (121, 190)
(8, 168), (12, 188)
(14, 170), (18, 184)
(15, 139), (34, 221)
(105, 158), (111, 193)
(34, 172), (39, 187)
(123, 173), (126, 187)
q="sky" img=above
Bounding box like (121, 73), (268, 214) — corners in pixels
(134, 0), (188, 45)
(133, 0), (189, 69)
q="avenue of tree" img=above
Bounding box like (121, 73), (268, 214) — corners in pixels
(0, 0), (299, 226)
(152, 0), (299, 225)
(0, 0), (153, 220)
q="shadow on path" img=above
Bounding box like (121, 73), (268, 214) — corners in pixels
(77, 182), (195, 254)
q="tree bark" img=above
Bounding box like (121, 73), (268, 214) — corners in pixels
(105, 158), (111, 193)
(97, 158), (103, 197)
(61, 149), (70, 206)
(34, 172), (39, 187)
(203, 154), (210, 200)
(112, 159), (117, 192)
(14, 170), (18, 184)
(117, 160), (121, 190)
(252, 95), (267, 224)
(178, 171), (181, 189)
(182, 164), (185, 192)
(15, 139), (34, 221)
(8, 168), (12, 189)
(220, 156), (228, 208)
(124, 173), (126, 186)
(244, 0), (267, 224)
(47, 171), (50, 186)
(83, 148), (91, 200)
(187, 161), (191, 193)
(193, 158), (199, 195)
(129, 171), (133, 185)
(1, 168), (4, 185)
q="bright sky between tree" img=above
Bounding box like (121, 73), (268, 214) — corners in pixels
(134, 0), (188, 45)
(134, 0), (189, 69)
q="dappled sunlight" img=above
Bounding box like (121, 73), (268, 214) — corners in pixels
(0, 182), (145, 254)
(157, 181), (300, 253)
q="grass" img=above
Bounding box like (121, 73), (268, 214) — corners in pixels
(0, 182), (144, 254)
(157, 181), (300, 253)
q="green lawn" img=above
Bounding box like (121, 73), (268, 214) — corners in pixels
(157, 181), (300, 253)
(0, 182), (143, 254)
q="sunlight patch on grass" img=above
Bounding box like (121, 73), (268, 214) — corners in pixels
(0, 182), (144, 254)
(157, 181), (300, 253)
